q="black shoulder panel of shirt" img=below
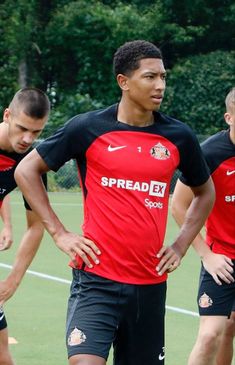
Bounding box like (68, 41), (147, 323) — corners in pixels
(201, 129), (235, 174)
(37, 103), (209, 187)
(62, 103), (200, 151)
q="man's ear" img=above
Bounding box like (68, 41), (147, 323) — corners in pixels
(116, 74), (129, 91)
(224, 112), (233, 126)
(3, 108), (11, 124)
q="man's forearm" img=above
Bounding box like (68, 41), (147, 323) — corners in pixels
(172, 189), (214, 257)
(1, 195), (12, 229)
(2, 223), (44, 301)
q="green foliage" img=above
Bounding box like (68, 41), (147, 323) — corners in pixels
(42, 91), (104, 137)
(45, 1), (153, 105)
(162, 51), (235, 134)
(0, 0), (234, 136)
(47, 160), (80, 192)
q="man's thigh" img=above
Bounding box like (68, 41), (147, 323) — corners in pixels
(113, 281), (167, 365)
(198, 315), (228, 337)
(66, 270), (124, 361)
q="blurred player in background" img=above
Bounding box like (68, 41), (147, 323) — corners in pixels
(0, 88), (50, 365)
(171, 87), (235, 365)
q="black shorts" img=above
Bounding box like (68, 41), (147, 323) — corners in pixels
(232, 300), (235, 312)
(0, 306), (7, 331)
(66, 270), (167, 365)
(197, 262), (235, 316)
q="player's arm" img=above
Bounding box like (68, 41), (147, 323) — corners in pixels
(0, 209), (44, 304)
(157, 177), (215, 275)
(0, 194), (13, 251)
(170, 179), (234, 285)
(14, 149), (101, 267)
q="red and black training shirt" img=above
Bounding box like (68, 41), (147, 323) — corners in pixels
(0, 147), (47, 210)
(201, 130), (235, 258)
(37, 104), (210, 284)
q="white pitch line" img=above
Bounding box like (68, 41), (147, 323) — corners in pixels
(166, 305), (198, 317)
(0, 263), (198, 317)
(0, 263), (71, 284)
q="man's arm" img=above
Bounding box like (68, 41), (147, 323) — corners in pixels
(156, 177), (215, 275)
(0, 209), (44, 304)
(169, 179), (234, 285)
(0, 194), (13, 250)
(14, 149), (101, 268)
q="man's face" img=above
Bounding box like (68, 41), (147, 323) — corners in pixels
(123, 58), (166, 112)
(4, 108), (47, 153)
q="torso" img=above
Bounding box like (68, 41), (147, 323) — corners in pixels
(37, 104), (209, 284)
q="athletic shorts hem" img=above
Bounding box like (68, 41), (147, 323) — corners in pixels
(0, 308), (7, 331)
(68, 349), (107, 360)
(199, 312), (231, 317)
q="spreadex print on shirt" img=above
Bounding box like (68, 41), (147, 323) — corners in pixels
(202, 130), (235, 258)
(36, 104), (209, 285)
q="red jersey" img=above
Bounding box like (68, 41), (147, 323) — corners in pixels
(37, 104), (209, 284)
(202, 130), (235, 258)
(0, 147), (47, 210)
(0, 149), (30, 208)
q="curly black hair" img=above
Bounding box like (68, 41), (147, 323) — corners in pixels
(113, 40), (162, 77)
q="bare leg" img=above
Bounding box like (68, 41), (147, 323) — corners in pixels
(188, 316), (227, 365)
(0, 328), (15, 365)
(216, 311), (235, 365)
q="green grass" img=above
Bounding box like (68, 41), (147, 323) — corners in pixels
(1, 191), (202, 365)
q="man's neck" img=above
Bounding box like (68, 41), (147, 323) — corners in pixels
(117, 100), (155, 127)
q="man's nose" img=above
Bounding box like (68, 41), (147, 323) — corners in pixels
(154, 78), (165, 91)
(22, 132), (34, 144)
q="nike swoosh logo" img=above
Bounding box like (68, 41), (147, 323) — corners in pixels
(108, 145), (126, 152)
(0, 312), (5, 321)
(159, 354), (165, 361)
(227, 170), (235, 176)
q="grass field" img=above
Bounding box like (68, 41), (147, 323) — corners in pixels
(0, 191), (203, 365)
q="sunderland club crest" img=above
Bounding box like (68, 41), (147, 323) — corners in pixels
(150, 143), (170, 160)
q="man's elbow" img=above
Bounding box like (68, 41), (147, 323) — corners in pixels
(14, 164), (21, 180)
(14, 159), (31, 187)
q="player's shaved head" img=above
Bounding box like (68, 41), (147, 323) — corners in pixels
(9, 87), (50, 119)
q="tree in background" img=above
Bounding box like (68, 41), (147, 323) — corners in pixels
(0, 0), (234, 136)
(162, 50), (235, 134)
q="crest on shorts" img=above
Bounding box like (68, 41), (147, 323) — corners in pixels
(198, 293), (213, 308)
(150, 143), (170, 160)
(68, 327), (86, 346)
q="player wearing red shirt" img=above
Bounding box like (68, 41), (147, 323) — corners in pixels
(171, 87), (235, 365)
(14, 41), (214, 365)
